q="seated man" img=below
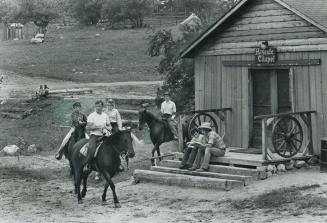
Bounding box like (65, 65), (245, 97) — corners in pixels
(179, 128), (205, 169)
(160, 91), (178, 140)
(189, 122), (226, 172)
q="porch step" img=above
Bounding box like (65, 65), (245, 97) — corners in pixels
(175, 152), (265, 167)
(151, 166), (253, 186)
(133, 169), (244, 190)
(159, 160), (267, 180)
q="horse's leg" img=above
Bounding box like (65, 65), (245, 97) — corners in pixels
(81, 168), (92, 198)
(74, 167), (83, 204)
(102, 171), (121, 208)
(151, 145), (156, 166)
(156, 144), (162, 161)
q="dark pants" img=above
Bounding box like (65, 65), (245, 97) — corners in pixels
(88, 135), (101, 161)
(162, 114), (178, 137)
(111, 122), (119, 133)
(180, 146), (198, 168)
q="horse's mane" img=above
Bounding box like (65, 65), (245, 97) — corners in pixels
(144, 110), (163, 123)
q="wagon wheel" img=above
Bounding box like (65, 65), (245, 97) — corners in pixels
(272, 116), (303, 158)
(188, 113), (218, 137)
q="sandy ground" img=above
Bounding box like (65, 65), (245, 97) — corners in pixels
(1, 148), (327, 223)
(1, 72), (327, 223)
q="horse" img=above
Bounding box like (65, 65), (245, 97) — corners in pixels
(62, 125), (86, 176)
(138, 107), (188, 165)
(70, 130), (135, 207)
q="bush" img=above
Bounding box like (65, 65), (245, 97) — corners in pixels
(148, 28), (198, 111)
(70, 0), (102, 25)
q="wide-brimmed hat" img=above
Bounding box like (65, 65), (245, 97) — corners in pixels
(164, 91), (170, 96)
(198, 122), (212, 131)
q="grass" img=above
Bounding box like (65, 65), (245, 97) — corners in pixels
(0, 25), (162, 83)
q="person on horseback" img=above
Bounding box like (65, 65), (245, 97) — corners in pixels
(86, 100), (112, 161)
(189, 122), (226, 172)
(105, 98), (122, 133)
(55, 101), (87, 160)
(160, 91), (178, 140)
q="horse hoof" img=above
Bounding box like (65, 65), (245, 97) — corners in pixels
(78, 200), (83, 204)
(114, 203), (121, 208)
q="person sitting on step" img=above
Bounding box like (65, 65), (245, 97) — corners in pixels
(189, 122), (226, 172)
(160, 91), (178, 140)
(179, 128), (205, 169)
(55, 101), (87, 160)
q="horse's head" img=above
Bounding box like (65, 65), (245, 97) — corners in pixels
(117, 130), (135, 158)
(138, 108), (147, 131)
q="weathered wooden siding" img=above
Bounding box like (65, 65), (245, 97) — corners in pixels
(213, 0), (327, 44)
(194, 51), (327, 154)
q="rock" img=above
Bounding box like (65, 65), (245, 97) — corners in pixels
(277, 164), (286, 172)
(27, 144), (37, 153)
(95, 33), (101, 37)
(267, 164), (277, 173)
(267, 171), (273, 178)
(294, 160), (306, 169)
(285, 160), (294, 170)
(2, 145), (20, 156)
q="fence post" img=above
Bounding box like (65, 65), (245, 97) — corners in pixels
(178, 115), (183, 152)
(262, 118), (267, 160)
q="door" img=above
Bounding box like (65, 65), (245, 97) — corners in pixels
(250, 69), (292, 148)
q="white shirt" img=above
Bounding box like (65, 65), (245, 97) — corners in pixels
(105, 108), (122, 130)
(161, 100), (176, 115)
(87, 111), (110, 136)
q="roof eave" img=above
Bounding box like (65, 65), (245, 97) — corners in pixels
(180, 0), (249, 58)
(274, 0), (327, 33)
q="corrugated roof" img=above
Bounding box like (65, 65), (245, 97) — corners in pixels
(281, 0), (327, 29)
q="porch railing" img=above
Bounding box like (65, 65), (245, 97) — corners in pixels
(254, 110), (316, 161)
(177, 108), (232, 152)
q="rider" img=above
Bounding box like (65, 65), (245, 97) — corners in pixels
(105, 98), (122, 133)
(55, 101), (87, 160)
(160, 91), (178, 140)
(86, 100), (112, 162)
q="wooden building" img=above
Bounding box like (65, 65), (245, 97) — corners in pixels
(3, 23), (24, 41)
(181, 0), (327, 158)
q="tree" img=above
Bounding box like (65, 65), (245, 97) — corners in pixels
(101, 0), (126, 27)
(125, 0), (152, 28)
(148, 26), (199, 111)
(0, 0), (19, 24)
(70, 0), (103, 25)
(14, 0), (59, 35)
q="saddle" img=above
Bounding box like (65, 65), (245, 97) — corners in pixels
(79, 137), (104, 158)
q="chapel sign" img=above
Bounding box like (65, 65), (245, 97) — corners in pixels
(255, 47), (277, 64)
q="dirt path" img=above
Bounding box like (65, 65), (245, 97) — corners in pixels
(0, 70), (163, 100)
(1, 151), (327, 223)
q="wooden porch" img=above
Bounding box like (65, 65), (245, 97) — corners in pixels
(175, 147), (312, 169)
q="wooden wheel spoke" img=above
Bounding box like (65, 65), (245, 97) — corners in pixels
(203, 115), (207, 122)
(292, 131), (302, 136)
(289, 125), (297, 134)
(289, 140), (298, 153)
(291, 137), (302, 143)
(197, 116), (201, 125)
(277, 140), (286, 152)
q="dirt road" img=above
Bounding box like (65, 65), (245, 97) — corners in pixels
(1, 150), (327, 223)
(0, 70), (163, 100)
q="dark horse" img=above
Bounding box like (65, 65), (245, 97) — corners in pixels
(70, 130), (135, 207)
(62, 125), (86, 176)
(138, 107), (188, 165)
